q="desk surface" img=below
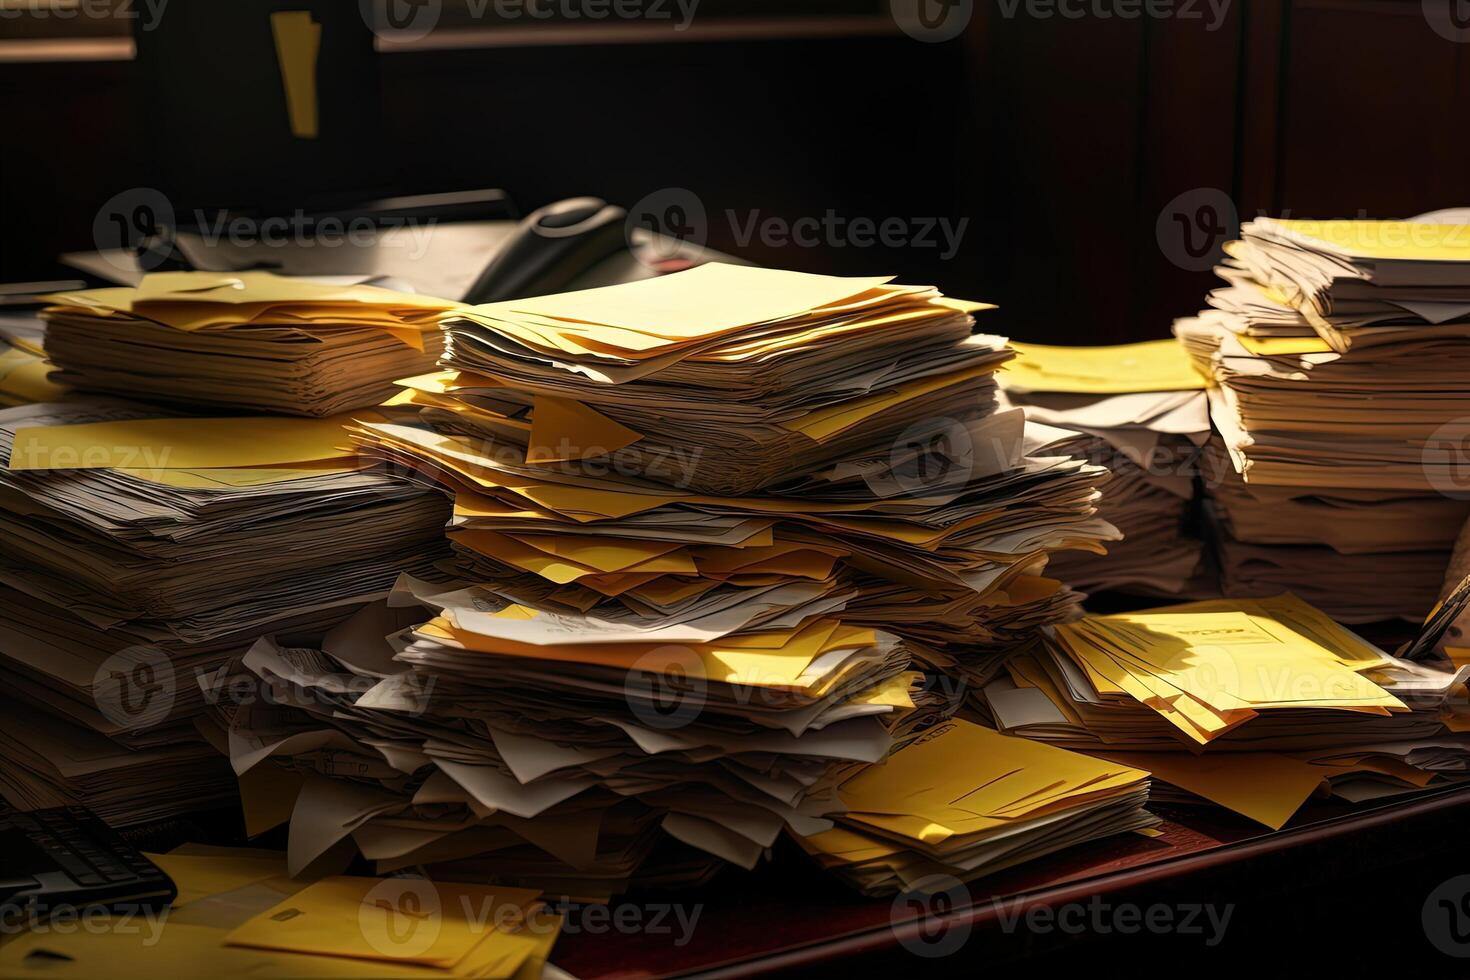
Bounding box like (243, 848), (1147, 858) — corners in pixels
(548, 785), (1470, 978)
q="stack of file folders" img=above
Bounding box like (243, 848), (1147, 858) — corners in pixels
(999, 340), (1214, 599)
(214, 263), (1127, 895)
(977, 587), (1470, 829)
(40, 272), (456, 416)
(1175, 217), (1470, 621)
(793, 716), (1156, 895)
(0, 272), (462, 827)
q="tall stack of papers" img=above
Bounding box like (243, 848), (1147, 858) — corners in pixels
(794, 717), (1156, 895)
(1175, 218), (1470, 621)
(216, 264), (1118, 891)
(978, 591), (1470, 826)
(0, 400), (451, 824)
(40, 272), (458, 416)
(356, 265), (1119, 658)
(999, 340), (1213, 598)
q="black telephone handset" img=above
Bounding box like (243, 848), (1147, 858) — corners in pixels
(461, 197), (629, 304)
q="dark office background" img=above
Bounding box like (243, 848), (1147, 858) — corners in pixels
(2, 0), (1469, 343)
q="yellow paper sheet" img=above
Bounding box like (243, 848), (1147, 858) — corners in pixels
(1005, 339), (1207, 393)
(8, 414), (366, 471)
(1086, 750), (1326, 829)
(1267, 218), (1470, 263)
(485, 263), (894, 340)
(527, 395), (642, 463)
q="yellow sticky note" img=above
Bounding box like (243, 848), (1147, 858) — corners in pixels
(270, 11), (321, 140)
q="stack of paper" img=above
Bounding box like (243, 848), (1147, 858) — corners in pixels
(209, 582), (926, 886)
(793, 717), (1157, 895)
(1174, 218), (1470, 621)
(0, 845), (563, 979)
(0, 312), (66, 405)
(0, 695), (237, 826)
(213, 264), (1117, 890)
(978, 592), (1470, 826)
(40, 272), (458, 416)
(999, 340), (1213, 598)
(1196, 437), (1465, 621)
(429, 264), (1008, 495)
(0, 400), (451, 824)
(355, 266), (1119, 659)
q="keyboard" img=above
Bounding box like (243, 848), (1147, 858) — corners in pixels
(0, 806), (176, 914)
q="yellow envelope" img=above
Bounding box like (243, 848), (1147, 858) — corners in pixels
(146, 850), (290, 909)
(224, 876), (542, 972)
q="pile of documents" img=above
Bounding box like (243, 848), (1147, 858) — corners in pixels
(1175, 217), (1470, 621)
(427, 264), (1008, 495)
(0, 312), (66, 405)
(40, 272), (457, 416)
(999, 340), (1213, 598)
(356, 265), (1119, 657)
(211, 264), (1118, 890)
(207, 583), (922, 890)
(978, 590), (1470, 828)
(793, 717), (1157, 895)
(0, 399), (452, 825)
(1196, 437), (1466, 621)
(0, 844), (563, 979)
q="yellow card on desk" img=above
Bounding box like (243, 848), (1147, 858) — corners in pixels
(1005, 339), (1207, 393)
(7, 414), (367, 471)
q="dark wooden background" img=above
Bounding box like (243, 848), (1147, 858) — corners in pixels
(2, 0), (1468, 342)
